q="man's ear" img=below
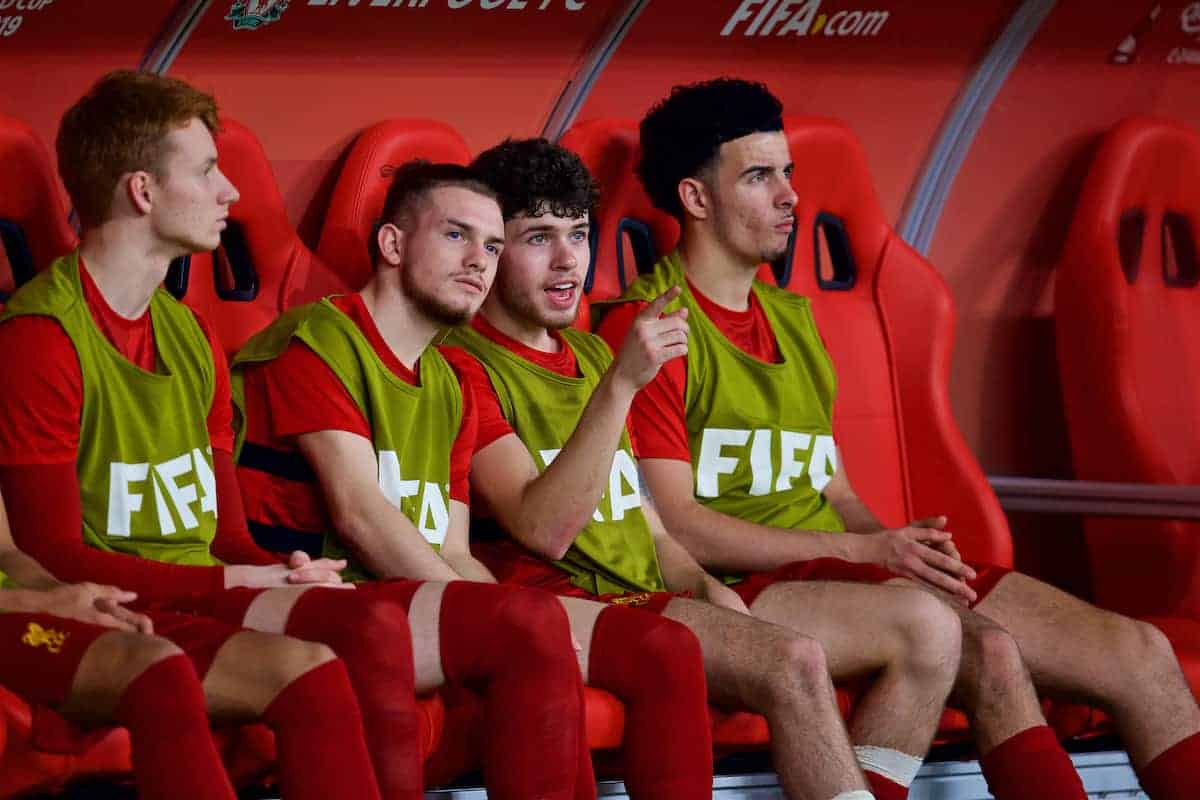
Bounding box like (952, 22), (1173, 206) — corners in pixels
(678, 177), (711, 221)
(126, 171), (155, 216)
(376, 221), (405, 267)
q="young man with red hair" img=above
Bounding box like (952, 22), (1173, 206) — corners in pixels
(0, 71), (585, 800)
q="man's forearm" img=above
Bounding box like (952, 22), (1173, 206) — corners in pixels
(0, 587), (41, 613)
(335, 496), (460, 582)
(510, 372), (635, 557)
(0, 550), (62, 591)
(665, 499), (868, 573)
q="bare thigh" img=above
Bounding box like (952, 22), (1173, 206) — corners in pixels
(750, 579), (946, 679)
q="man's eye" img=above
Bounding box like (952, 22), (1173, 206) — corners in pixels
(570, 231), (588, 242)
(446, 230), (463, 240)
(486, 244), (502, 255)
(528, 234), (546, 245)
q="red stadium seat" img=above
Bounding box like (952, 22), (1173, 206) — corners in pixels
(177, 118), (350, 357)
(0, 114), (76, 296)
(317, 119), (472, 292)
(1056, 116), (1200, 694)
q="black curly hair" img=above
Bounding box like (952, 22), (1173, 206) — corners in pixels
(638, 78), (784, 221)
(471, 138), (599, 222)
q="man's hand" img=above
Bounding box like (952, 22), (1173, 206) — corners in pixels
(698, 575), (752, 616)
(861, 526), (977, 604)
(35, 583), (154, 634)
(610, 287), (688, 393)
(224, 560), (349, 590)
(910, 516), (962, 562)
(286, 551), (351, 585)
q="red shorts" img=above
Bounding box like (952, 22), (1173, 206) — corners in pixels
(731, 557), (1011, 609)
(0, 612), (110, 706)
(475, 539), (684, 614)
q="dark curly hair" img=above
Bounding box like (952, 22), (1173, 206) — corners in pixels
(471, 138), (599, 221)
(638, 78), (783, 221)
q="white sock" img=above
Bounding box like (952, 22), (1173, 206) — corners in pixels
(855, 744), (923, 787)
(831, 792), (875, 800)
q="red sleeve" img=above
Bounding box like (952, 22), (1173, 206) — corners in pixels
(0, 463), (226, 600)
(439, 346), (513, 451)
(448, 360), (480, 505)
(209, 450), (281, 566)
(193, 311), (236, 454)
(261, 340), (372, 440)
(597, 302), (692, 462)
(0, 317), (83, 464)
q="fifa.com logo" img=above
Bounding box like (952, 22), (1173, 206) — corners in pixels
(721, 0), (889, 38)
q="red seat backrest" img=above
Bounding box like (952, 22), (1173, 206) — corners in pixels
(568, 116), (1012, 566)
(316, 119), (472, 292)
(181, 118), (349, 357)
(1056, 116), (1200, 620)
(0, 115), (76, 294)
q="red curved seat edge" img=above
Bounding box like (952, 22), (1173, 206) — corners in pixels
(315, 118), (473, 293)
(876, 235), (1013, 567)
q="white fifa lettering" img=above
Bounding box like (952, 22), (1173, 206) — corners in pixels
(106, 462), (148, 537)
(748, 428), (774, 495)
(417, 483), (450, 545)
(378, 450), (420, 507)
(696, 428), (751, 497)
(608, 450), (642, 520)
(720, 0), (766, 36)
(777, 0), (820, 35)
(809, 435), (838, 491)
(775, 431), (813, 491)
(155, 452), (199, 532)
(761, 0), (811, 36)
(193, 447), (218, 516)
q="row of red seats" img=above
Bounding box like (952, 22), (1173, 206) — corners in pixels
(1, 110), (1198, 795)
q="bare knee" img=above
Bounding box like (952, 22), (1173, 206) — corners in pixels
(266, 639), (338, 691)
(894, 589), (963, 678)
(755, 632), (830, 707)
(963, 622), (1027, 691)
(1114, 618), (1177, 675)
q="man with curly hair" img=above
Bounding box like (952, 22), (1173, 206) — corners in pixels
(233, 158), (717, 800)
(597, 77), (1200, 800)
(439, 136), (968, 800)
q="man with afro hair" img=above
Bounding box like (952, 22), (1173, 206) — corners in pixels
(598, 76), (1200, 800)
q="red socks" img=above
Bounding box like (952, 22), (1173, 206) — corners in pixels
(284, 588), (422, 800)
(437, 581), (586, 800)
(263, 658), (382, 800)
(586, 606), (712, 799)
(115, 654), (237, 800)
(1136, 731), (1200, 799)
(865, 772), (908, 800)
(979, 725), (1086, 800)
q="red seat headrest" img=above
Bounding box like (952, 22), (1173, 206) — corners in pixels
(0, 115), (76, 293)
(181, 118), (347, 356)
(317, 119), (472, 291)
